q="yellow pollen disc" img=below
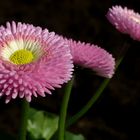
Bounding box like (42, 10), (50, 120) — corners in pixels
(10, 49), (34, 65)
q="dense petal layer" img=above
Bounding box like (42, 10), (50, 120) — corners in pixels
(65, 39), (115, 78)
(0, 22), (73, 103)
(107, 5), (140, 40)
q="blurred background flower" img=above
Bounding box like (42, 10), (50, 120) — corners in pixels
(107, 5), (140, 41)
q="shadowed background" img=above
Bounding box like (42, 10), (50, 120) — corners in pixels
(0, 0), (140, 140)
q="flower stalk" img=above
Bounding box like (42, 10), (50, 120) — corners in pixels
(18, 99), (30, 140)
(58, 77), (74, 140)
(66, 78), (110, 127)
(66, 41), (130, 127)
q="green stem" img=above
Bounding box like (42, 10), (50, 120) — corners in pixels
(18, 99), (30, 140)
(58, 77), (74, 140)
(66, 53), (126, 127)
(66, 78), (109, 127)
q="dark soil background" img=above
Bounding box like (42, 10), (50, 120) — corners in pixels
(0, 0), (140, 140)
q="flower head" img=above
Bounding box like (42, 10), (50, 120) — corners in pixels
(65, 38), (115, 78)
(107, 5), (140, 40)
(0, 21), (73, 103)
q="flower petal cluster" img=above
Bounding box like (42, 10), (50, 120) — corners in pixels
(0, 22), (73, 103)
(65, 38), (115, 78)
(107, 5), (140, 40)
(0, 21), (115, 103)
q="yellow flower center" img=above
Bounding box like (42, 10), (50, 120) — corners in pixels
(10, 49), (34, 65)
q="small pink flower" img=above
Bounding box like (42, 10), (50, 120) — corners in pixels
(107, 5), (140, 40)
(0, 21), (73, 103)
(65, 38), (115, 78)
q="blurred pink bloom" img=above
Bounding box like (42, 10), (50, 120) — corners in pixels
(107, 5), (140, 40)
(65, 38), (115, 78)
(0, 21), (73, 103)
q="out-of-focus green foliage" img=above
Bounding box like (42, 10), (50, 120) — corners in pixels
(27, 108), (59, 140)
(65, 131), (85, 140)
(27, 108), (85, 140)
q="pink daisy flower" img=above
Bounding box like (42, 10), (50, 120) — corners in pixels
(107, 5), (140, 40)
(65, 38), (115, 78)
(0, 21), (73, 103)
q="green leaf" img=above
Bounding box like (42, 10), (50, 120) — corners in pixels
(27, 108), (59, 140)
(65, 131), (85, 140)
